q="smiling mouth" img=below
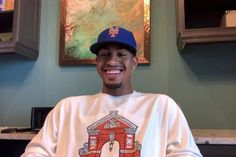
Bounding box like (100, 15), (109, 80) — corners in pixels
(105, 69), (123, 76)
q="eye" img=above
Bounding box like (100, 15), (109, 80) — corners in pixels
(118, 52), (127, 57)
(98, 51), (110, 57)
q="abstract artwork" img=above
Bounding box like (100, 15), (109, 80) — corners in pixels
(59, 0), (150, 65)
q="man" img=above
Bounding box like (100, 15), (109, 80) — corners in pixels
(21, 26), (202, 157)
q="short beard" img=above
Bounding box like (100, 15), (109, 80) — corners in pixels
(105, 83), (122, 90)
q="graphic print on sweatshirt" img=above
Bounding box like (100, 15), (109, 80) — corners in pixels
(79, 111), (142, 157)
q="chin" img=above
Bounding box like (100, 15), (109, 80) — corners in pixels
(105, 83), (122, 90)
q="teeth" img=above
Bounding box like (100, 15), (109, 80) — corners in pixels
(106, 70), (120, 75)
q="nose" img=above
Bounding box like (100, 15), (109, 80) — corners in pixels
(107, 53), (119, 65)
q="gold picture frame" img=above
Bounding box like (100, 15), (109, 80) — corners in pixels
(59, 0), (150, 65)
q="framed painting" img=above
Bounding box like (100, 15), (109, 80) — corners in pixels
(59, 0), (150, 65)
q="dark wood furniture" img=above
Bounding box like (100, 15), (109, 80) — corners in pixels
(0, 140), (30, 157)
(0, 0), (40, 59)
(198, 144), (236, 157)
(176, 0), (236, 51)
(0, 128), (35, 157)
(193, 129), (236, 157)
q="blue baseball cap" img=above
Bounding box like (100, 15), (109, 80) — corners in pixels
(90, 26), (137, 55)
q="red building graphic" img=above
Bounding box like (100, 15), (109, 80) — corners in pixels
(79, 111), (141, 157)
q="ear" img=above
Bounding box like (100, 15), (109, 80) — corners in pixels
(132, 56), (138, 70)
(96, 56), (98, 62)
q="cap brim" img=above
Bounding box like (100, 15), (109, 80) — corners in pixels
(90, 41), (137, 55)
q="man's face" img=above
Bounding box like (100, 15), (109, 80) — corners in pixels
(96, 43), (138, 95)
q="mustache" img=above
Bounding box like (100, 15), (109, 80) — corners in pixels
(101, 63), (124, 69)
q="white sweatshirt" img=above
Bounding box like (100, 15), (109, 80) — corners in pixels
(21, 91), (202, 157)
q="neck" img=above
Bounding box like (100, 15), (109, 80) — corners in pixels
(102, 88), (133, 96)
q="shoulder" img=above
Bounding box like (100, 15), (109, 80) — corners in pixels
(61, 93), (101, 102)
(53, 93), (99, 110)
(138, 92), (186, 120)
(135, 91), (180, 110)
(61, 94), (96, 102)
(135, 91), (174, 102)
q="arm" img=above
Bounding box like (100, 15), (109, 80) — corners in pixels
(21, 106), (59, 157)
(166, 98), (203, 157)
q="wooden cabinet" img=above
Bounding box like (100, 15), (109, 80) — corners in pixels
(0, 0), (40, 59)
(0, 128), (35, 157)
(176, 0), (236, 51)
(198, 144), (236, 157)
(0, 139), (30, 157)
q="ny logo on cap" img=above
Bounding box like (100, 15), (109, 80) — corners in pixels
(108, 26), (119, 37)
